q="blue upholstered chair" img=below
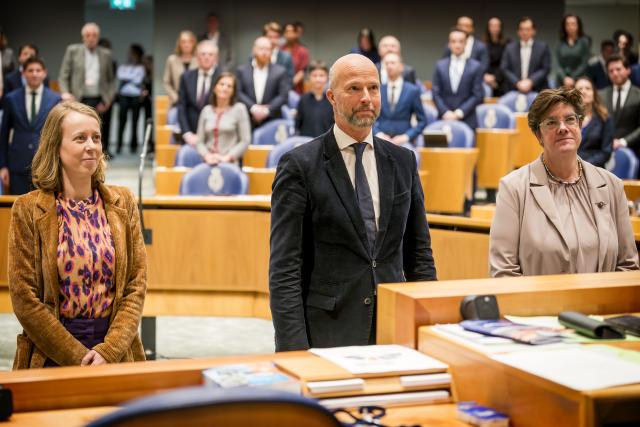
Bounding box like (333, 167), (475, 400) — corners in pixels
(174, 145), (204, 167)
(288, 90), (301, 109)
(281, 105), (296, 128)
(167, 107), (179, 126)
(266, 136), (313, 168)
(498, 90), (538, 113)
(179, 163), (248, 195)
(252, 119), (293, 145)
(415, 103), (440, 147)
(85, 386), (342, 427)
(425, 120), (475, 148)
(608, 147), (639, 179)
(475, 104), (516, 129)
(482, 82), (493, 98)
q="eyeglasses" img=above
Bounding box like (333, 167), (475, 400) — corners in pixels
(539, 114), (581, 131)
(332, 406), (419, 427)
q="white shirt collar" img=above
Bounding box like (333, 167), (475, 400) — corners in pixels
(26, 84), (44, 96)
(520, 39), (533, 48)
(252, 58), (269, 71)
(333, 123), (374, 150)
(450, 54), (465, 62)
(620, 79), (631, 92)
(388, 76), (403, 88)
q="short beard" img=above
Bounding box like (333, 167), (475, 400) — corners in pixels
(341, 106), (378, 128)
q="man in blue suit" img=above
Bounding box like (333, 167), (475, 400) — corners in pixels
(2, 44), (50, 100)
(500, 17), (551, 93)
(443, 16), (489, 73)
(0, 57), (61, 194)
(373, 53), (426, 145)
(432, 28), (484, 129)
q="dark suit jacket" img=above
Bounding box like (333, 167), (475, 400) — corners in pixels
(269, 129), (437, 351)
(375, 62), (417, 85)
(177, 67), (221, 135)
(631, 64), (640, 88)
(578, 114), (614, 167)
(500, 40), (551, 92)
(432, 57), (484, 128)
(600, 83), (640, 156)
(373, 81), (426, 141)
(443, 38), (490, 73)
(0, 87), (61, 173)
(3, 70), (50, 96)
(236, 62), (290, 126)
(587, 60), (611, 90)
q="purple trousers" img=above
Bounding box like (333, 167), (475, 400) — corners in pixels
(44, 317), (109, 367)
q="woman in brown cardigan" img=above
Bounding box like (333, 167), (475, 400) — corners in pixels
(9, 101), (147, 369)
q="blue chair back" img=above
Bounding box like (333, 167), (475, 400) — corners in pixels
(425, 120), (475, 148)
(288, 90), (301, 109)
(423, 103), (438, 125)
(281, 105), (296, 128)
(85, 386), (342, 427)
(498, 90), (538, 113)
(266, 136), (313, 168)
(179, 163), (249, 195)
(609, 148), (639, 179)
(482, 82), (493, 98)
(252, 119), (293, 145)
(475, 104), (516, 129)
(167, 107), (179, 126)
(175, 145), (204, 167)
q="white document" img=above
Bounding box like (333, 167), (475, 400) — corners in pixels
(306, 378), (364, 394)
(504, 315), (565, 329)
(492, 347), (640, 391)
(400, 373), (452, 387)
(319, 390), (450, 409)
(309, 344), (447, 374)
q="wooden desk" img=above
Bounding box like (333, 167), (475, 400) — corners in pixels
(377, 271), (640, 348)
(513, 113), (542, 167)
(243, 145), (273, 168)
(475, 129), (517, 189)
(624, 180), (640, 202)
(418, 327), (640, 427)
(0, 352), (465, 426)
(418, 148), (478, 214)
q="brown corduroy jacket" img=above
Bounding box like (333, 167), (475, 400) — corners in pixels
(9, 184), (147, 369)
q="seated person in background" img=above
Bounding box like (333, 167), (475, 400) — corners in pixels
(116, 44), (145, 154)
(0, 57), (61, 195)
(575, 76), (613, 167)
(600, 54), (640, 161)
(432, 28), (484, 129)
(3, 43), (50, 96)
(162, 30), (198, 106)
(587, 40), (615, 90)
(500, 17), (551, 93)
(374, 53), (426, 144)
(490, 87), (639, 277)
(555, 14), (590, 89)
(263, 22), (294, 81)
(282, 23), (309, 94)
(178, 72), (250, 165)
(236, 37), (290, 128)
(376, 35), (416, 84)
(350, 28), (380, 64)
(9, 101), (147, 369)
(295, 60), (333, 137)
(178, 40), (221, 146)
(443, 16), (489, 73)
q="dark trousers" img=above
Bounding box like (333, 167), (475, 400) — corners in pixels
(81, 96), (111, 155)
(118, 95), (141, 153)
(9, 172), (32, 195)
(44, 317), (109, 367)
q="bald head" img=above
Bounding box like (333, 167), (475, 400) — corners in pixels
(329, 53), (378, 90)
(253, 36), (273, 67)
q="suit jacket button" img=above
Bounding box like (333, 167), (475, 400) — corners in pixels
(28, 144), (33, 149)
(372, 260), (377, 268)
(363, 297), (372, 305)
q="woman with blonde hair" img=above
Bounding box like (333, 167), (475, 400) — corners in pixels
(9, 101), (147, 368)
(163, 30), (198, 105)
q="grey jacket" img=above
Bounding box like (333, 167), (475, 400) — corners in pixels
(58, 44), (116, 104)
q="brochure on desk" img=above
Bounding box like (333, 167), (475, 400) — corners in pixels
(309, 344), (448, 375)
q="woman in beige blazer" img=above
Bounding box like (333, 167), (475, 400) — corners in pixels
(490, 87), (639, 277)
(9, 101), (147, 368)
(163, 31), (198, 105)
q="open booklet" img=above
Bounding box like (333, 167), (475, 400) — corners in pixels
(460, 319), (565, 345)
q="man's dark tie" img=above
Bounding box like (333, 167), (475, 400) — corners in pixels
(389, 84), (396, 111)
(615, 86), (622, 121)
(30, 91), (37, 125)
(352, 142), (376, 253)
(197, 73), (208, 108)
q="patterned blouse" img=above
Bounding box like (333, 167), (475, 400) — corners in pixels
(56, 190), (116, 319)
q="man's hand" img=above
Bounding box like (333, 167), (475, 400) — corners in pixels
(563, 76), (575, 88)
(613, 139), (625, 150)
(0, 168), (9, 187)
(443, 111), (458, 121)
(183, 132), (199, 146)
(250, 105), (270, 123)
(81, 350), (107, 366)
(391, 134), (410, 145)
(484, 73), (496, 88)
(516, 79), (533, 93)
(96, 102), (109, 113)
(61, 92), (75, 101)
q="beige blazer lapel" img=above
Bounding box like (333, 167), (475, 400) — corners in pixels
(582, 160), (611, 271)
(34, 191), (60, 311)
(99, 184), (128, 305)
(528, 158), (570, 250)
